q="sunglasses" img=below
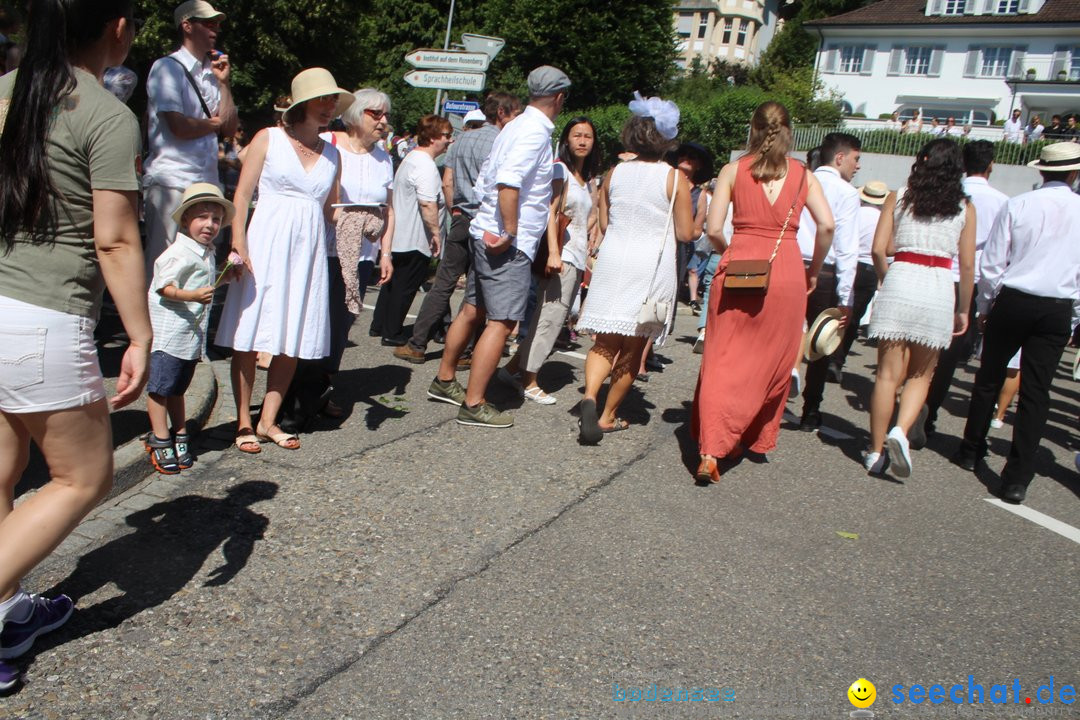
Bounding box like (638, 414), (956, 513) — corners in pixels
(364, 108), (390, 121)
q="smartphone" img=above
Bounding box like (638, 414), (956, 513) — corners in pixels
(482, 230), (502, 247)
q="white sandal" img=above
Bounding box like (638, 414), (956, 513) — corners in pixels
(523, 386), (556, 405)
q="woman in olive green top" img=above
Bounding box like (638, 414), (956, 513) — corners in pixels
(0, 0), (150, 682)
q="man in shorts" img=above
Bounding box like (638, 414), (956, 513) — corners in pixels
(427, 66), (570, 428)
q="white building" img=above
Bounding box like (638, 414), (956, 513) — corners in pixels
(805, 0), (1080, 126)
(674, 0), (784, 68)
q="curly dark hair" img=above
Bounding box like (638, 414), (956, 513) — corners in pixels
(901, 138), (966, 220)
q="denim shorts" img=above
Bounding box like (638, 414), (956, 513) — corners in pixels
(0, 294), (105, 413)
(146, 351), (198, 397)
(463, 237), (532, 322)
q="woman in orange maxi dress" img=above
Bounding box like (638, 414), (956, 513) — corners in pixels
(691, 102), (835, 483)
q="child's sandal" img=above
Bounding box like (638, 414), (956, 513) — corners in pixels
(144, 434), (181, 475)
(174, 432), (194, 469)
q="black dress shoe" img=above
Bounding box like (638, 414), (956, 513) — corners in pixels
(799, 410), (822, 432)
(949, 446), (979, 472)
(381, 337), (407, 347)
(644, 356), (665, 373)
(998, 482), (1027, 504)
(368, 327), (381, 338)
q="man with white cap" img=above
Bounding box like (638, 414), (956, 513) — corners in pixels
(952, 142), (1080, 504)
(427, 66), (570, 428)
(143, 0), (237, 281)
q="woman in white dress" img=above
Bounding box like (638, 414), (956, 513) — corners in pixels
(575, 95), (695, 444)
(216, 68), (350, 452)
(864, 138), (975, 477)
(501, 116), (602, 404)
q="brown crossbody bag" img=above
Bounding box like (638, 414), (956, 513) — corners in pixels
(723, 163), (806, 294)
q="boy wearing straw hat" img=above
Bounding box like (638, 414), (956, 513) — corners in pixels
(144, 183), (235, 474)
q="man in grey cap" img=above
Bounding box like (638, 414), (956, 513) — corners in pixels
(427, 66), (570, 428)
(143, 0), (237, 281)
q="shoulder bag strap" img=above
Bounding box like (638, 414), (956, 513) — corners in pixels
(167, 56), (213, 120)
(646, 167), (679, 286)
(768, 162), (807, 264)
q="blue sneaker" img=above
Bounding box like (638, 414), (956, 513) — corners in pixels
(0, 594), (74, 659)
(0, 660), (18, 691)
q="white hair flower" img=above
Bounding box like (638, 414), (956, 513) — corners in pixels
(627, 91), (680, 140)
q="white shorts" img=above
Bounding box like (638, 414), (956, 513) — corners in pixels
(0, 295), (105, 413)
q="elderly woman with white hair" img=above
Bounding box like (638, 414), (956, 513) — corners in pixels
(323, 87), (396, 316)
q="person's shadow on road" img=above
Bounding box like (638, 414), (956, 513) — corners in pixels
(33, 480), (278, 653)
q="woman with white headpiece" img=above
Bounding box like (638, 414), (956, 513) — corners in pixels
(575, 93), (696, 444)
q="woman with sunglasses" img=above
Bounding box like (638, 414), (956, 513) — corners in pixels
(0, 0), (149, 686)
(369, 115), (452, 347)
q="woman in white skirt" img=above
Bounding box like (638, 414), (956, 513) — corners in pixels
(575, 95), (695, 444)
(864, 138), (975, 477)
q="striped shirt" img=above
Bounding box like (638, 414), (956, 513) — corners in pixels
(149, 233), (216, 360)
(446, 123), (498, 217)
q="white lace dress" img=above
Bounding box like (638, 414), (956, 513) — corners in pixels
(869, 190), (965, 350)
(576, 161), (676, 339)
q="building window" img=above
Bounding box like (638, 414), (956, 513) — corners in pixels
(944, 0), (966, 13)
(1071, 48), (1080, 80)
(904, 46), (933, 75)
(676, 12), (692, 38)
(722, 17), (733, 44)
(697, 16), (709, 39)
(736, 19), (748, 46)
(996, 0), (1019, 12)
(839, 46), (864, 73)
(980, 47), (1012, 77)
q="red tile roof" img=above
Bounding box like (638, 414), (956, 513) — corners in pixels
(805, 0), (1080, 26)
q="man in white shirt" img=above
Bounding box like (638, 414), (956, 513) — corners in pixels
(795, 132), (861, 430)
(1002, 109), (1024, 144)
(833, 180), (887, 375)
(920, 141), (1008, 444)
(428, 66), (570, 429)
(952, 142), (1080, 504)
(143, 0), (237, 281)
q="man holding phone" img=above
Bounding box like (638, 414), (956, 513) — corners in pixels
(143, 0), (237, 281)
(427, 66), (570, 428)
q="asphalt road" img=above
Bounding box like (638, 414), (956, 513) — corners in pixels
(8, 289), (1079, 720)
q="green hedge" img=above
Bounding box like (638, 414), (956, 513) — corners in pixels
(793, 128), (1046, 166)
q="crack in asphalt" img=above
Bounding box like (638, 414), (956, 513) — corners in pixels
(260, 438), (661, 717)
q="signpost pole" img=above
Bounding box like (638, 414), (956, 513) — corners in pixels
(434, 0), (457, 116)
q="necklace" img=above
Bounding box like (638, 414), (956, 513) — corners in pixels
(286, 129), (323, 158)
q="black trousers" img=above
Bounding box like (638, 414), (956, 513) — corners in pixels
(803, 262), (838, 414)
(925, 285), (978, 428)
(835, 262), (878, 370)
(960, 287), (1072, 487)
(370, 249), (431, 344)
(407, 214), (473, 351)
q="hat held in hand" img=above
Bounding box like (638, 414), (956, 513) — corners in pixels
(803, 308), (844, 362)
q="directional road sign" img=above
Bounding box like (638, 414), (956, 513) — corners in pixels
(404, 70), (486, 92)
(461, 34), (505, 59)
(444, 100), (481, 115)
(405, 49), (491, 72)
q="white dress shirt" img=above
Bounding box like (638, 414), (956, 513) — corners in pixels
(1002, 117), (1024, 144)
(977, 183), (1080, 321)
(470, 105), (555, 261)
(797, 165), (860, 305)
(961, 175), (1008, 284)
(144, 46), (223, 189)
(856, 204), (881, 265)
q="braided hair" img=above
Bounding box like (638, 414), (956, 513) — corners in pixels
(747, 102), (792, 183)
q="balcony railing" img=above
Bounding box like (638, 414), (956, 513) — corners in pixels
(1006, 57), (1080, 83)
(791, 124), (1049, 166)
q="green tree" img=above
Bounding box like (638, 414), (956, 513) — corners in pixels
(757, 0), (874, 73)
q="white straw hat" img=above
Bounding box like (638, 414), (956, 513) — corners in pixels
(284, 68), (354, 119)
(803, 308), (845, 362)
(1027, 142), (1080, 172)
(859, 181), (888, 205)
(171, 182), (235, 226)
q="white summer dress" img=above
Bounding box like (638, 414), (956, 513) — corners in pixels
(216, 127), (340, 359)
(576, 161), (677, 339)
(868, 189), (965, 350)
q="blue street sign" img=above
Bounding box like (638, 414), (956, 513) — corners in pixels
(443, 99), (481, 115)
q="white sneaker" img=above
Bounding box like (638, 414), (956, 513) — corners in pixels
(886, 426), (911, 478)
(789, 368), (802, 399)
(522, 386), (556, 405)
(692, 332), (705, 354)
(990, 418), (1004, 429)
(863, 451), (889, 475)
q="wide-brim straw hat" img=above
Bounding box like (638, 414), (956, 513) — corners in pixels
(1027, 141), (1080, 171)
(284, 68), (354, 119)
(803, 308), (845, 362)
(171, 182), (236, 226)
(859, 180), (888, 205)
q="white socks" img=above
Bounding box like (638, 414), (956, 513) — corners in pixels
(0, 589), (31, 624)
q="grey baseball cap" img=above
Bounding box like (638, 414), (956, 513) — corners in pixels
(527, 65), (571, 97)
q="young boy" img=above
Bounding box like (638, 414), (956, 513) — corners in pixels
(144, 183), (235, 474)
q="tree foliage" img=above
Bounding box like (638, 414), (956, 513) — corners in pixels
(757, 0), (875, 73)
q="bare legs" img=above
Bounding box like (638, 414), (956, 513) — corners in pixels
(869, 341), (940, 453)
(0, 401), (114, 600)
(230, 350), (299, 439)
(463, 319), (514, 408)
(436, 302), (481, 383)
(993, 370), (1020, 424)
(147, 394), (187, 440)
(583, 333), (648, 429)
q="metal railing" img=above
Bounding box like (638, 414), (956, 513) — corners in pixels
(791, 124), (1048, 166)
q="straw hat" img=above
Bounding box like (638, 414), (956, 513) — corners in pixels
(803, 308), (844, 361)
(171, 182), (236, 226)
(1027, 142), (1080, 171)
(284, 68), (354, 119)
(859, 180), (888, 205)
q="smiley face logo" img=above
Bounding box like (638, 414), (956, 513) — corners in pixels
(848, 678), (876, 708)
